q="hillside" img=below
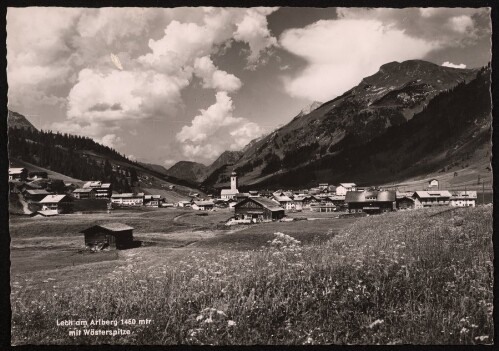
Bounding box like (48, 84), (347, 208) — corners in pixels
(8, 112), (203, 197)
(166, 161), (208, 183)
(8, 110), (36, 131)
(204, 60), (490, 190)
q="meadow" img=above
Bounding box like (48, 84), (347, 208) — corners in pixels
(10, 207), (493, 345)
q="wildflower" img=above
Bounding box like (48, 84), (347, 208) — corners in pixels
(475, 335), (489, 342)
(228, 320), (236, 327)
(204, 317), (213, 324)
(460, 327), (469, 335)
(196, 315), (204, 321)
(369, 319), (384, 329)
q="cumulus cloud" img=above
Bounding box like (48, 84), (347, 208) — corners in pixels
(193, 56), (242, 92)
(99, 134), (124, 149)
(280, 19), (436, 101)
(337, 7), (490, 47)
(67, 68), (189, 123)
(234, 7), (279, 67)
(176, 91), (263, 161)
(8, 7), (277, 157)
(448, 15), (474, 33)
(442, 61), (467, 69)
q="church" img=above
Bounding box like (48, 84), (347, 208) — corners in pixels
(220, 171), (239, 200)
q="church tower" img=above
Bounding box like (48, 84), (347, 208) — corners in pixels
(230, 171), (238, 191)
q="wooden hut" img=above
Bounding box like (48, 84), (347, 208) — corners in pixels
(81, 223), (134, 250)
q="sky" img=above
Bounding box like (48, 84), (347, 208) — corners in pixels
(7, 7), (491, 167)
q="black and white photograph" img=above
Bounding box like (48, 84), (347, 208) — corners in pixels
(5, 4), (494, 345)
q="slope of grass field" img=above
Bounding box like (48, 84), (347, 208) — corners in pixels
(11, 207), (492, 345)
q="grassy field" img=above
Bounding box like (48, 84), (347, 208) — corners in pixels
(10, 207), (493, 345)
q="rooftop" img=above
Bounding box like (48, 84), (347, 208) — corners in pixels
(39, 195), (70, 203)
(221, 189), (239, 195)
(73, 188), (94, 193)
(80, 223), (134, 233)
(236, 197), (284, 212)
(451, 191), (478, 199)
(414, 191), (452, 198)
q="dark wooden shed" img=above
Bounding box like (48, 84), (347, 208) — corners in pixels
(81, 223), (134, 250)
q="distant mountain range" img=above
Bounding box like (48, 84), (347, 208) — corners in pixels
(165, 150), (243, 183)
(201, 60), (491, 189)
(9, 59), (491, 193)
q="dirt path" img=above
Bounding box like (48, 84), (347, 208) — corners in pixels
(173, 213), (190, 222)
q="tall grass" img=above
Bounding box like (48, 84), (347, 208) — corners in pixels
(11, 207), (493, 345)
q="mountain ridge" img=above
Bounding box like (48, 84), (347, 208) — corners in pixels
(202, 60), (490, 190)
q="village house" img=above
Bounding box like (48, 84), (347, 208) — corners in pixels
(291, 197), (304, 211)
(328, 185), (337, 194)
(23, 179), (46, 191)
(144, 195), (163, 207)
(177, 200), (191, 208)
(221, 172), (240, 200)
(450, 191), (477, 207)
(83, 181), (112, 198)
(310, 202), (336, 212)
(31, 210), (59, 217)
(22, 189), (51, 202)
(336, 183), (357, 196)
(412, 191), (452, 208)
(345, 190), (396, 214)
(38, 194), (73, 213)
(293, 194), (312, 209)
(428, 179), (439, 189)
(308, 187), (322, 195)
(318, 183), (329, 191)
(81, 223), (135, 250)
(72, 188), (96, 199)
(28, 171), (48, 180)
(327, 195), (347, 209)
(9, 167), (28, 181)
(191, 200), (215, 211)
(259, 190), (274, 198)
(110, 193), (144, 207)
(273, 195), (294, 210)
(234, 197), (285, 222)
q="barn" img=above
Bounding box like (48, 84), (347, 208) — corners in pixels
(81, 223), (134, 250)
(234, 197), (285, 222)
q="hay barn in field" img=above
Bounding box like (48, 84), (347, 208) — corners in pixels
(81, 223), (134, 250)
